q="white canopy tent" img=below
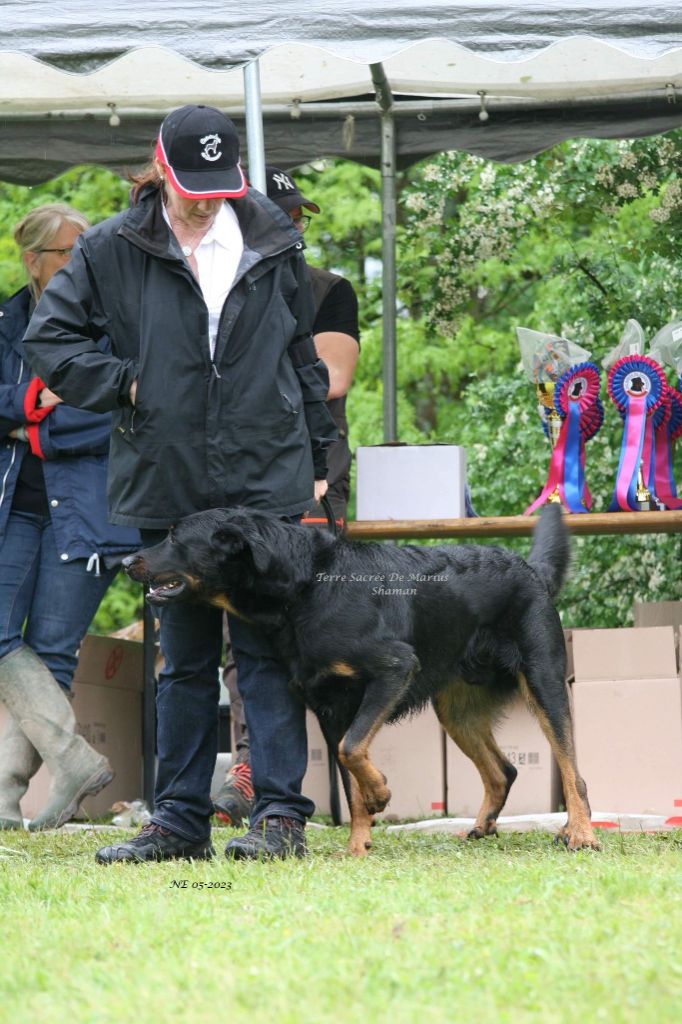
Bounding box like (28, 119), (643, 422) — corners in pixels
(2, 1), (682, 438)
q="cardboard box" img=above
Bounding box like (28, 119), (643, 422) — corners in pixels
(633, 602), (682, 661)
(0, 635), (144, 821)
(445, 694), (561, 816)
(302, 709), (333, 816)
(571, 627), (682, 816)
(572, 626), (678, 682)
(633, 601), (682, 632)
(355, 444), (466, 520)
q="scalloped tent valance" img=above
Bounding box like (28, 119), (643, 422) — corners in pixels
(1, 2), (682, 182)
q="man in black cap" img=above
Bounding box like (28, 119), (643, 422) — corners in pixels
(213, 165), (360, 827)
(25, 105), (337, 863)
(263, 166), (359, 524)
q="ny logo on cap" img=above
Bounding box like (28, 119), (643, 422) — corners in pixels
(200, 134), (222, 162)
(272, 172), (295, 191)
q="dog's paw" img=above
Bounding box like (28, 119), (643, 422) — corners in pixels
(554, 825), (602, 851)
(347, 836), (373, 857)
(467, 823), (498, 841)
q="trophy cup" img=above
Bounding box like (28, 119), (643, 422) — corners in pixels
(516, 328), (600, 515)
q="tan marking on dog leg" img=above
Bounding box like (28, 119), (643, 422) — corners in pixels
(517, 673), (600, 851)
(329, 661), (356, 677)
(347, 776), (375, 857)
(338, 724), (391, 815)
(434, 691), (512, 838)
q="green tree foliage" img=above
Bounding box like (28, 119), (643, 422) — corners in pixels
(0, 166), (130, 297)
(298, 136), (682, 626)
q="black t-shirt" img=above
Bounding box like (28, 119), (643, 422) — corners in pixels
(12, 450), (48, 516)
(313, 276), (360, 344)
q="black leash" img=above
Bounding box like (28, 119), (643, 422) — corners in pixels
(319, 493), (339, 537)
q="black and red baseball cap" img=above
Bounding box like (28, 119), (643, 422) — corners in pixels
(155, 105), (247, 200)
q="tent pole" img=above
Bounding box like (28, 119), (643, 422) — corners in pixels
(371, 63), (397, 442)
(243, 59), (266, 193)
(380, 111), (397, 442)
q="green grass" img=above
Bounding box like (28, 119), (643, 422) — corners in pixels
(1, 826), (681, 1024)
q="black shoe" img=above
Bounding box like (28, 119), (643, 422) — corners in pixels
(213, 761), (255, 826)
(224, 816), (307, 861)
(95, 823), (215, 864)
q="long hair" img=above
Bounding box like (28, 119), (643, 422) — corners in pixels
(128, 158), (164, 205)
(13, 203), (90, 301)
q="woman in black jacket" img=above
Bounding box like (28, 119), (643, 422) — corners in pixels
(25, 106), (337, 863)
(0, 203), (140, 831)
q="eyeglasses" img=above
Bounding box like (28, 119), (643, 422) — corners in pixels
(292, 215), (311, 232)
(36, 247), (74, 258)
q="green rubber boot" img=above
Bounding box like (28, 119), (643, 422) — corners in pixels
(0, 646), (114, 831)
(0, 711), (42, 829)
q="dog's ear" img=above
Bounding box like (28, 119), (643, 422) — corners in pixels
(210, 524), (274, 574)
(210, 525), (246, 558)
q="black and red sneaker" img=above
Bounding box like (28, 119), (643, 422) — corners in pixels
(213, 761), (255, 826)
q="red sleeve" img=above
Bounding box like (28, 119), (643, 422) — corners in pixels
(23, 377), (53, 424)
(26, 423), (46, 460)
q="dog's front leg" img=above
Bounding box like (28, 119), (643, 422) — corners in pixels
(347, 776), (375, 857)
(337, 642), (419, 820)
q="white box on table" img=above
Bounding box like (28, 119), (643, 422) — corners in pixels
(355, 444), (466, 520)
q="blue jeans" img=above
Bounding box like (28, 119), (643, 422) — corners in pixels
(0, 510), (117, 691)
(146, 534), (313, 843)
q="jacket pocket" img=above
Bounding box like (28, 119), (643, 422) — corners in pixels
(113, 405), (137, 444)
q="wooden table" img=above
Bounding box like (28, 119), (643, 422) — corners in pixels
(345, 510), (682, 540)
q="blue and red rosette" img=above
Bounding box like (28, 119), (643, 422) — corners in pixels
(651, 385), (682, 509)
(526, 362), (601, 515)
(607, 355), (667, 511)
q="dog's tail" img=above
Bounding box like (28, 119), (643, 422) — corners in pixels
(526, 504), (570, 599)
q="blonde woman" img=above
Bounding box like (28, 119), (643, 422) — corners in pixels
(0, 203), (139, 830)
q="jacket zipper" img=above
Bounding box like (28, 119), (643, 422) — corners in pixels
(0, 360), (24, 514)
(212, 238), (304, 370)
(121, 210), (303, 378)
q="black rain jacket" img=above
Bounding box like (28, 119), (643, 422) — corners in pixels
(24, 186), (337, 529)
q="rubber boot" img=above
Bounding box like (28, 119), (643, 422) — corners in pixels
(0, 710), (42, 829)
(0, 646), (114, 830)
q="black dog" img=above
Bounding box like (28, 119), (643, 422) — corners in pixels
(124, 504), (599, 855)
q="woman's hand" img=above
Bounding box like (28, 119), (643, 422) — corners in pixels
(129, 379), (138, 406)
(38, 387), (63, 409)
(313, 478), (329, 503)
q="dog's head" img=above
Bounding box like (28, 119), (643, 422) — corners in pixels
(123, 507), (325, 613)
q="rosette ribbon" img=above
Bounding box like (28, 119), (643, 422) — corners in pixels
(525, 362), (601, 515)
(652, 386), (682, 509)
(607, 355), (666, 511)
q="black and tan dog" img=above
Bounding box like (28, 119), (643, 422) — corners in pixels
(123, 504), (599, 855)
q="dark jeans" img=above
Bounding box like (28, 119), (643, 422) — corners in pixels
(0, 510), (117, 691)
(145, 531), (313, 842)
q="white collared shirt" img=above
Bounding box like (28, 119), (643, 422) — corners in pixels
(163, 201), (244, 359)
